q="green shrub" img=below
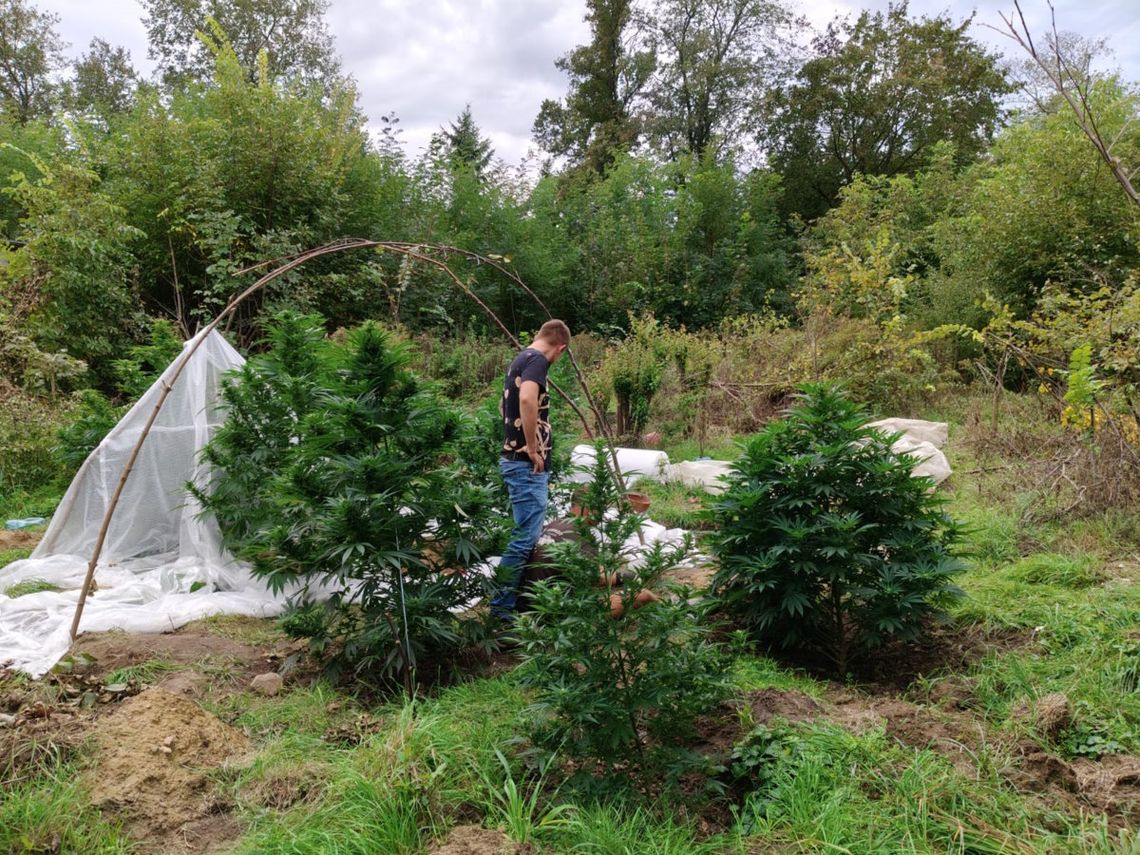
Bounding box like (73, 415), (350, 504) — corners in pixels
(0, 385), (74, 496)
(195, 312), (505, 689)
(515, 445), (731, 789)
(710, 384), (965, 673)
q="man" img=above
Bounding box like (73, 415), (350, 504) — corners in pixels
(489, 319), (571, 618)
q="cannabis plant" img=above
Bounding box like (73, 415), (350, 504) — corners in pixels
(196, 312), (504, 689)
(710, 384), (964, 673)
(515, 444), (731, 787)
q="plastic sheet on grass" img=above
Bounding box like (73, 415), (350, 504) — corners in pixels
(0, 331), (288, 678)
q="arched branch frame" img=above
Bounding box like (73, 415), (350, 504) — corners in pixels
(68, 239), (635, 642)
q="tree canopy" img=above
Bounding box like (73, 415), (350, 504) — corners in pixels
(141, 0), (341, 85)
(763, 2), (1010, 221)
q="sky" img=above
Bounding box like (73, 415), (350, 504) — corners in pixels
(37, 0), (1140, 166)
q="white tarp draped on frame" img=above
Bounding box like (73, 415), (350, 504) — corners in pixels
(0, 331), (288, 678)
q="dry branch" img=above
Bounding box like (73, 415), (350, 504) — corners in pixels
(996, 1), (1140, 209)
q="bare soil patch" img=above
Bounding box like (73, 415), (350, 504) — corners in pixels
(72, 626), (272, 682)
(0, 528), (42, 550)
(427, 825), (532, 855)
(83, 687), (253, 854)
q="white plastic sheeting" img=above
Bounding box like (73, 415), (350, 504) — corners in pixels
(665, 459), (734, 494)
(0, 330), (288, 678)
(657, 418), (953, 493)
(569, 444), (669, 485)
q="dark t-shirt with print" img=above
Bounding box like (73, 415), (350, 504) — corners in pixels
(501, 347), (551, 467)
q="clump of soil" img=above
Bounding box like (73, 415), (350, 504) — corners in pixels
(244, 763), (326, 810)
(1072, 754), (1140, 815)
(427, 825), (532, 855)
(0, 528), (43, 550)
(83, 687), (253, 853)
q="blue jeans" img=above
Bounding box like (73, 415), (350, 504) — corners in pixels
(490, 458), (550, 618)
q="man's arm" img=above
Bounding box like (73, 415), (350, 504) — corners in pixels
(519, 379), (544, 473)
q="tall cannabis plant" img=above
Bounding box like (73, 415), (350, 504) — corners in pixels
(195, 312), (503, 689)
(710, 384), (964, 673)
(516, 444), (731, 788)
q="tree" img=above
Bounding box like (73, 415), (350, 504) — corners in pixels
(141, 0), (340, 86)
(0, 0), (65, 124)
(440, 104), (493, 180)
(646, 0), (799, 159)
(935, 77), (1140, 316)
(64, 39), (138, 117)
(763, 1), (1010, 221)
(533, 0), (655, 175)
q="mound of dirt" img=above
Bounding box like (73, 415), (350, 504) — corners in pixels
(83, 687), (252, 853)
(427, 825), (532, 855)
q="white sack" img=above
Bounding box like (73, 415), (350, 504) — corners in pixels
(665, 460), (734, 495)
(889, 435), (952, 485)
(0, 330), (289, 678)
(866, 418), (949, 449)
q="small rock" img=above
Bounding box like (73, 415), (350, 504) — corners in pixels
(1034, 693), (1071, 738)
(250, 672), (283, 697)
(163, 735), (176, 747)
(0, 713), (16, 727)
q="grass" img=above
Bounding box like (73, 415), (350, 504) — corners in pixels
(638, 478), (714, 530)
(735, 721), (1128, 854)
(659, 435), (743, 464)
(103, 659), (178, 686)
(4, 577), (58, 597)
(198, 613), (290, 647)
(0, 485), (63, 524)
(0, 763), (133, 854)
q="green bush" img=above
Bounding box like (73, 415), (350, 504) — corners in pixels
(515, 444), (731, 789)
(710, 384), (964, 673)
(195, 312), (505, 689)
(0, 385), (74, 497)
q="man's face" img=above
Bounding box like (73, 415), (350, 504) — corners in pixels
(551, 343), (568, 363)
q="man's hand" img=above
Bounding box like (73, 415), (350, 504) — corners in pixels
(526, 447), (545, 474)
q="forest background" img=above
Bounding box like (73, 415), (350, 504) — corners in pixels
(0, 0), (1137, 504)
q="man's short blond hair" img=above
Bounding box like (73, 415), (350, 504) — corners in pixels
(535, 319), (571, 347)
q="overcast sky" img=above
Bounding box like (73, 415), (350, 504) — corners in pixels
(38, 0), (1140, 166)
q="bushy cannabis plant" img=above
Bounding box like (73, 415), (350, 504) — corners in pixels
(195, 312), (504, 689)
(709, 384), (964, 674)
(516, 444), (731, 788)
